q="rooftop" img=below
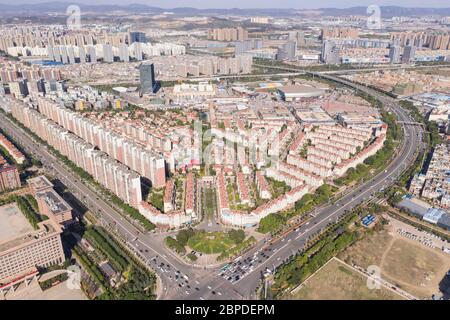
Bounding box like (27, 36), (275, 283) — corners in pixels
(36, 190), (71, 215)
(279, 85), (325, 97)
(27, 175), (53, 192)
(0, 203), (34, 245)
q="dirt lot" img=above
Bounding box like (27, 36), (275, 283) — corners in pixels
(288, 258), (403, 300)
(4, 277), (87, 300)
(339, 218), (450, 299)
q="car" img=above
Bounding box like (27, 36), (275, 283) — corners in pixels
(195, 287), (200, 291)
(211, 291), (216, 295)
(227, 276), (232, 281)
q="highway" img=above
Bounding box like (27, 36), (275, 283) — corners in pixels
(0, 71), (424, 300)
(0, 113), (206, 299)
(174, 72), (424, 300)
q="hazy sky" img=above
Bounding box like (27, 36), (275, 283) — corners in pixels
(0, 0), (448, 9)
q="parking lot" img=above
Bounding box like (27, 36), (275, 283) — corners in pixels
(387, 215), (450, 253)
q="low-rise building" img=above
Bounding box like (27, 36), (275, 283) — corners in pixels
(0, 165), (21, 192)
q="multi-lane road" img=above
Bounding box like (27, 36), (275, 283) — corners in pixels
(0, 71), (424, 300)
(182, 72), (424, 300)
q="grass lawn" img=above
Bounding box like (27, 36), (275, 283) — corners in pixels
(203, 188), (216, 220)
(266, 177), (291, 198)
(288, 258), (404, 300)
(148, 188), (164, 211)
(188, 231), (235, 254)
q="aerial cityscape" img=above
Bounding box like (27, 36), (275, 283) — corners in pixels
(0, 0), (450, 309)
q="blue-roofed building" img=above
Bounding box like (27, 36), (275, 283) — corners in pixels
(438, 214), (450, 231)
(397, 196), (431, 218)
(423, 208), (446, 224)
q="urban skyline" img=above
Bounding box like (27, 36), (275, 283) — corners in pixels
(0, 1), (449, 8)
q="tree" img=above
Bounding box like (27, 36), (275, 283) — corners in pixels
(228, 229), (245, 244)
(257, 214), (286, 234)
(176, 228), (195, 246)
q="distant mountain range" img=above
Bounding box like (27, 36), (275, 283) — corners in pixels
(0, 2), (450, 17)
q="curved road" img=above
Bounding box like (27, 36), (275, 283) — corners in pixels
(0, 72), (424, 300)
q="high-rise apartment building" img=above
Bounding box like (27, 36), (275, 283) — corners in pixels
(289, 31), (306, 47)
(235, 39), (263, 55)
(9, 99), (148, 207)
(322, 40), (340, 64)
(391, 31), (450, 50)
(389, 45), (401, 64)
(250, 17), (269, 24)
(129, 31), (146, 44)
(139, 62), (157, 95)
(118, 44), (129, 62)
(321, 27), (359, 40)
(401, 45), (416, 63)
(208, 27), (248, 41)
(102, 44), (114, 63)
(277, 41), (297, 61)
(87, 46), (97, 63)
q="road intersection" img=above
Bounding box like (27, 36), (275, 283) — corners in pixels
(0, 72), (423, 300)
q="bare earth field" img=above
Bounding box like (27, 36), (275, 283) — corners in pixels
(288, 258), (404, 300)
(339, 220), (450, 299)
